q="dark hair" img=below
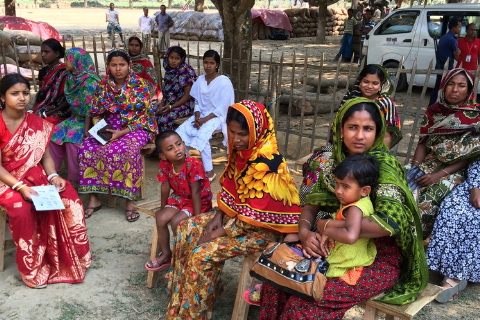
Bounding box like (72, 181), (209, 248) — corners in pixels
(160, 4), (166, 8)
(168, 46), (186, 60)
(359, 64), (386, 86)
(107, 50), (130, 64)
(347, 8), (353, 12)
(128, 36), (143, 49)
(333, 155), (379, 191)
(365, 8), (373, 15)
(42, 38), (65, 59)
(466, 23), (476, 30)
(155, 130), (181, 153)
(203, 50), (220, 72)
(341, 102), (383, 138)
(0, 74), (31, 109)
(226, 107), (249, 132)
(448, 18), (460, 31)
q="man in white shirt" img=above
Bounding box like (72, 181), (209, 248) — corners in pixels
(139, 7), (153, 52)
(373, 5), (382, 19)
(106, 2), (124, 43)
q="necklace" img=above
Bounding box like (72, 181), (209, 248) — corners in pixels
(47, 61), (61, 74)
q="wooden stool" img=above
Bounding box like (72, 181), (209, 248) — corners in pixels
(108, 143), (156, 208)
(0, 207), (16, 272)
(363, 283), (443, 320)
(231, 252), (261, 320)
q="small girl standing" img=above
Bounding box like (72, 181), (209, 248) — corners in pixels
(317, 155), (379, 285)
(145, 130), (213, 271)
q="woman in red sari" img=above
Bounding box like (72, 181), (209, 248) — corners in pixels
(0, 74), (91, 288)
(33, 39), (70, 125)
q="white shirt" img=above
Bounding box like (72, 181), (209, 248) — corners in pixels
(139, 15), (153, 34)
(374, 9), (381, 19)
(106, 9), (119, 24)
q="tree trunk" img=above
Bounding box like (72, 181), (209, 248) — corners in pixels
(168, 0), (172, 8)
(268, 0), (271, 8)
(84, 0), (87, 8)
(129, 0), (133, 9)
(195, 0), (204, 12)
(5, 0), (15, 16)
(211, 0), (254, 96)
(316, 0), (327, 44)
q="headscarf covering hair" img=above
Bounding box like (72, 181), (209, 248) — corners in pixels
(91, 48), (158, 141)
(218, 100), (302, 233)
(162, 46), (197, 106)
(419, 68), (479, 143)
(306, 97), (428, 305)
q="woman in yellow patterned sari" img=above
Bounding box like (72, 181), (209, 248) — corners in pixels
(165, 100), (302, 320)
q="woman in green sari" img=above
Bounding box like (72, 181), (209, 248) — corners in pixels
(259, 97), (428, 319)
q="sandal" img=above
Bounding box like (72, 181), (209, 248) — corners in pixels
(126, 209), (140, 222)
(435, 278), (468, 303)
(145, 257), (172, 271)
(208, 173), (217, 182)
(84, 205), (102, 219)
(243, 284), (262, 306)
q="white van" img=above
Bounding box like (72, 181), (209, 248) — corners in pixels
(362, 4), (480, 91)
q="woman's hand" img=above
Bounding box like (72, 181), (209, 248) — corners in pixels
(19, 186), (39, 201)
(416, 171), (444, 188)
(470, 188), (480, 209)
(299, 229), (323, 259)
(192, 117), (206, 129)
(156, 104), (170, 116)
(204, 211), (223, 235)
(83, 128), (90, 138)
(51, 177), (66, 193)
(106, 129), (124, 143)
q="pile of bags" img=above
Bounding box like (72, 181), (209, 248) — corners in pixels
(0, 27), (44, 70)
(284, 7), (347, 38)
(326, 7), (347, 36)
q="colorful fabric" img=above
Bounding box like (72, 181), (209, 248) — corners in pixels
(128, 35), (162, 99)
(159, 46), (197, 132)
(300, 97), (428, 305)
(338, 33), (353, 60)
(0, 112), (91, 288)
(166, 212), (281, 320)
(343, 17), (357, 34)
(78, 112), (149, 200)
(51, 48), (101, 145)
(426, 159), (480, 283)
(259, 237), (401, 320)
(157, 154), (213, 214)
(326, 196), (377, 282)
(92, 48), (158, 142)
(219, 100), (302, 233)
(34, 62), (68, 125)
(107, 22), (122, 35)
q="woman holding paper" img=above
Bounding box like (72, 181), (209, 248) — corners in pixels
(0, 73), (91, 289)
(77, 49), (158, 221)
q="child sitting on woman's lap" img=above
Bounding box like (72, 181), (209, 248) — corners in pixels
(145, 130), (213, 271)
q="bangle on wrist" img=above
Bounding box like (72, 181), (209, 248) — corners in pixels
(16, 184), (27, 192)
(324, 219), (331, 231)
(441, 169), (450, 176)
(298, 219), (312, 228)
(412, 160), (420, 164)
(12, 181), (23, 190)
(42, 111), (47, 118)
(47, 173), (59, 182)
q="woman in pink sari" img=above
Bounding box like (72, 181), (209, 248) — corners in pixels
(0, 74), (91, 288)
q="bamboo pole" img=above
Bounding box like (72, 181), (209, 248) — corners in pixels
(62, 35), (66, 50)
(327, 54), (342, 139)
(100, 34), (107, 71)
(264, 52), (273, 106)
(274, 53), (284, 130)
(26, 39), (37, 91)
(399, 56), (418, 128)
(12, 40), (20, 74)
(269, 66), (277, 124)
(237, 50), (242, 99)
(244, 49), (251, 101)
(230, 47), (234, 89)
(390, 56), (404, 100)
(187, 41), (190, 66)
(345, 54), (355, 92)
(219, 44), (223, 73)
(153, 44), (162, 89)
(295, 52), (308, 160)
(197, 40), (200, 76)
(474, 59), (480, 95)
(92, 35), (100, 75)
(0, 37), (6, 79)
(82, 36), (86, 51)
(71, 37), (75, 49)
(311, 52), (324, 152)
(256, 50), (262, 102)
(284, 51), (296, 156)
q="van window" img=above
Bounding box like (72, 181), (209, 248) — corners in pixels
(374, 11), (419, 35)
(427, 11), (480, 39)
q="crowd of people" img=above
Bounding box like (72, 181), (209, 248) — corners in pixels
(0, 14), (480, 320)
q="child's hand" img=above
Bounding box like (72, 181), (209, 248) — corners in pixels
(319, 234), (334, 257)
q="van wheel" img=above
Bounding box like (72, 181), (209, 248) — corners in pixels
(384, 62), (408, 92)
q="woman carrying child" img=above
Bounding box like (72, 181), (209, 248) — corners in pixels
(33, 39), (70, 125)
(145, 130), (213, 271)
(166, 100), (302, 319)
(157, 46), (197, 131)
(259, 98), (428, 319)
(0, 74), (91, 288)
(176, 50), (234, 181)
(78, 49), (158, 221)
(50, 48), (101, 187)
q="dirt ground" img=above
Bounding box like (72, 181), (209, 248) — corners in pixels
(1, 7), (480, 320)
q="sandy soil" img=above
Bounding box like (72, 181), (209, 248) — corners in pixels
(1, 7), (480, 320)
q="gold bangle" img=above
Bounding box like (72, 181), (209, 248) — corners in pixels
(16, 184), (27, 192)
(324, 219), (331, 231)
(49, 176), (59, 183)
(298, 219), (312, 227)
(441, 169), (450, 176)
(412, 160), (420, 164)
(169, 105), (172, 110)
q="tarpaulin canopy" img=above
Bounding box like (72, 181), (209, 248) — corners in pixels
(251, 9), (293, 32)
(0, 16), (62, 41)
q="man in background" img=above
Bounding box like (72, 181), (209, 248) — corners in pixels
(139, 7), (153, 52)
(456, 23), (480, 72)
(106, 2), (124, 43)
(357, 9), (375, 64)
(155, 4), (174, 55)
(334, 8), (356, 62)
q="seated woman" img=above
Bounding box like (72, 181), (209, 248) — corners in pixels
(50, 48), (101, 186)
(407, 68), (480, 233)
(157, 46), (197, 132)
(176, 50), (234, 181)
(259, 98), (428, 319)
(127, 35), (162, 100)
(33, 38), (70, 125)
(166, 100), (302, 319)
(0, 73), (91, 288)
(78, 49), (158, 221)
(427, 159), (480, 303)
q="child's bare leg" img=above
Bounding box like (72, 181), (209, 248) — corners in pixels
(146, 207), (180, 267)
(170, 210), (190, 236)
(284, 233), (300, 242)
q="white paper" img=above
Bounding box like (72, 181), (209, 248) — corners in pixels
(88, 119), (109, 145)
(31, 185), (65, 211)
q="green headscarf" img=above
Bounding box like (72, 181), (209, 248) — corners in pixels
(306, 97), (428, 305)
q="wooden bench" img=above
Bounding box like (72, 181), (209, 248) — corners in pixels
(108, 143), (156, 208)
(0, 207), (15, 272)
(231, 252), (261, 320)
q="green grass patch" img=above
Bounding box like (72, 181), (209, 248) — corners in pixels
(58, 302), (89, 320)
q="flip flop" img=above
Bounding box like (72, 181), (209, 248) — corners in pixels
(243, 287), (261, 306)
(208, 173), (217, 182)
(84, 205), (102, 219)
(125, 209), (140, 222)
(145, 258), (172, 271)
(435, 278), (468, 303)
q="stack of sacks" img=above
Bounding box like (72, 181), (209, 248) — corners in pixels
(326, 7), (347, 36)
(0, 29), (44, 70)
(284, 8), (319, 38)
(50, 1), (71, 8)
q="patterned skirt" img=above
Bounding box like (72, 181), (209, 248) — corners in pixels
(157, 102), (194, 132)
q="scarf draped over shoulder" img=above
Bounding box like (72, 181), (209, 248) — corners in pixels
(218, 100), (302, 233)
(162, 46), (197, 105)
